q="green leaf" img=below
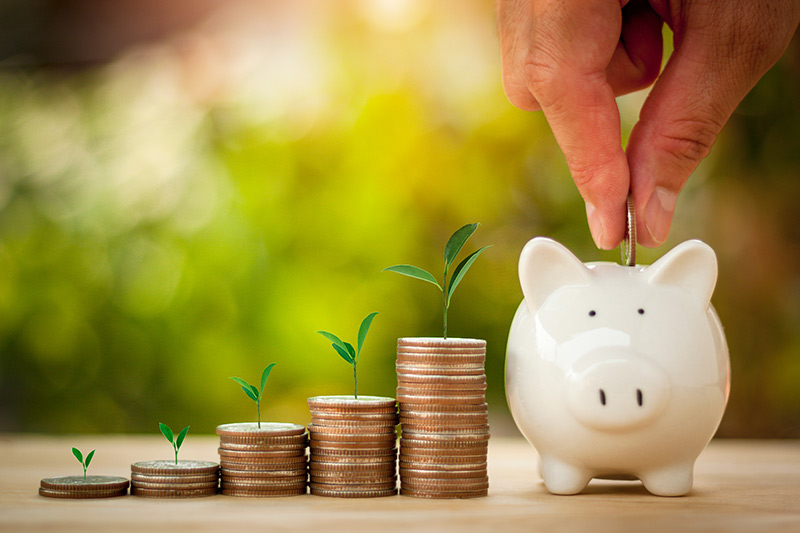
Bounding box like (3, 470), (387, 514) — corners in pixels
(332, 343), (354, 364)
(447, 245), (491, 307)
(85, 450), (95, 468)
(159, 422), (174, 443)
(444, 223), (479, 270)
(72, 447), (83, 464)
(242, 385), (258, 402)
(383, 265), (442, 290)
(357, 312), (378, 356)
(229, 376), (252, 390)
(344, 342), (356, 361)
(260, 362), (276, 396)
(176, 426), (190, 450)
(317, 331), (347, 352)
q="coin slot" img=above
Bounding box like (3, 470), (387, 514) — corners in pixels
(599, 389), (606, 406)
(589, 310), (596, 317)
(636, 389), (643, 407)
(638, 308), (645, 315)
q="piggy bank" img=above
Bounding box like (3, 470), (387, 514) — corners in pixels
(506, 237), (729, 496)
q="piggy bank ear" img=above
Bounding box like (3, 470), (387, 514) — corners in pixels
(646, 240), (718, 306)
(519, 237), (590, 313)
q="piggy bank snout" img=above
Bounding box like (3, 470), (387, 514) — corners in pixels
(565, 357), (670, 432)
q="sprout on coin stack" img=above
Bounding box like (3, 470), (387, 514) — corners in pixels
(219, 363), (309, 497)
(309, 313), (399, 498)
(385, 224), (491, 498)
(39, 447), (129, 499)
(130, 423), (220, 498)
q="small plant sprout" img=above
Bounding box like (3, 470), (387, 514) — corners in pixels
(72, 447), (95, 481)
(159, 423), (190, 465)
(384, 223), (490, 339)
(317, 312), (379, 399)
(229, 363), (277, 429)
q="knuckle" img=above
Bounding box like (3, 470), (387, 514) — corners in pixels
(653, 116), (723, 165)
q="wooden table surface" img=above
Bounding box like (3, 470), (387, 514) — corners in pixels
(1, 434), (798, 532)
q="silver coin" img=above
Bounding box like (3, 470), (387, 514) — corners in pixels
(621, 193), (636, 266)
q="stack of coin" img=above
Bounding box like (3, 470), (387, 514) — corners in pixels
(217, 422), (308, 497)
(307, 395), (398, 498)
(130, 460), (219, 498)
(39, 476), (129, 499)
(396, 337), (489, 498)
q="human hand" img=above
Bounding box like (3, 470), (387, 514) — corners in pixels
(498, 0), (800, 248)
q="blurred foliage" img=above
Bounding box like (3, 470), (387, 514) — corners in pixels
(0, 1), (798, 437)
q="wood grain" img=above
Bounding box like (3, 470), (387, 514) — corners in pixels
(1, 435), (798, 532)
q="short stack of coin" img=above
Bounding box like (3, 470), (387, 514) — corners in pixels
(307, 396), (398, 498)
(217, 422), (308, 497)
(130, 460), (219, 498)
(396, 337), (489, 498)
(39, 476), (129, 499)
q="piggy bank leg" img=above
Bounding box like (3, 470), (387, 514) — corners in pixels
(540, 456), (592, 495)
(639, 463), (694, 496)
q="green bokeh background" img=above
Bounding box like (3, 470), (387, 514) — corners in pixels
(1, 1), (798, 437)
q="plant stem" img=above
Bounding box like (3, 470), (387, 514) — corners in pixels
(442, 270), (448, 339)
(174, 445), (178, 465)
(83, 465), (87, 481)
(353, 362), (358, 399)
(257, 399), (261, 429)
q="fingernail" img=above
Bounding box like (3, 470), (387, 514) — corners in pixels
(586, 203), (609, 249)
(644, 187), (678, 246)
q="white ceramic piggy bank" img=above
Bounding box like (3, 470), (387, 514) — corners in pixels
(506, 237), (729, 496)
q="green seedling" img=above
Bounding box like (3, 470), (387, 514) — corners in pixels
(317, 312), (378, 399)
(159, 422), (189, 465)
(229, 362), (277, 429)
(72, 447), (95, 481)
(384, 223), (490, 339)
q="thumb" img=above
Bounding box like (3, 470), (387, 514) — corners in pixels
(628, 3), (800, 247)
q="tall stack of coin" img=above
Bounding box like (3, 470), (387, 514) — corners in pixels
(39, 476), (129, 499)
(130, 460), (219, 498)
(216, 423), (308, 497)
(396, 337), (489, 498)
(307, 396), (398, 498)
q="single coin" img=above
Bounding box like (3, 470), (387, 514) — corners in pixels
(40, 476), (129, 492)
(395, 366), (485, 377)
(397, 385), (486, 395)
(309, 481), (397, 492)
(401, 478), (489, 491)
(310, 486), (397, 498)
(309, 468), (395, 479)
(399, 418), (489, 428)
(38, 487), (128, 499)
(217, 448), (306, 464)
(131, 460), (219, 476)
(400, 488), (487, 499)
(309, 440), (397, 452)
(218, 435), (308, 447)
(221, 468), (307, 479)
(221, 479), (307, 490)
(131, 486), (218, 498)
(307, 396), (397, 410)
(396, 394), (485, 405)
(397, 373), (487, 384)
(399, 468), (487, 479)
(396, 353), (486, 364)
(401, 424), (490, 435)
(307, 432), (397, 444)
(221, 487), (306, 497)
(131, 480), (219, 490)
(131, 473), (219, 484)
(399, 432), (489, 444)
(309, 474), (396, 485)
(399, 454), (486, 465)
(309, 459), (395, 470)
(400, 438), (488, 450)
(400, 402), (488, 413)
(621, 192), (637, 267)
(397, 337), (486, 348)
(216, 422), (306, 437)
(307, 423), (396, 435)
(218, 443), (307, 454)
(219, 460), (306, 472)
(311, 414), (398, 425)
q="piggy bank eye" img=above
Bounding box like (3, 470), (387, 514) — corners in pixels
(588, 310), (596, 317)
(638, 308), (645, 315)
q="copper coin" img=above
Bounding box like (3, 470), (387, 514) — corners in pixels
(399, 459), (486, 469)
(221, 487), (307, 497)
(400, 488), (487, 499)
(218, 448), (307, 459)
(400, 402), (488, 413)
(399, 453), (486, 464)
(401, 478), (489, 491)
(396, 356), (486, 367)
(221, 479), (307, 490)
(396, 394), (485, 405)
(399, 468), (487, 479)
(307, 396), (397, 410)
(216, 422), (306, 437)
(131, 486), (218, 498)
(400, 438), (488, 450)
(309, 460), (395, 471)
(38, 487), (128, 499)
(40, 476), (130, 492)
(400, 431), (489, 443)
(310, 416), (398, 426)
(218, 443), (307, 454)
(307, 432), (397, 444)
(400, 410), (488, 421)
(395, 364), (485, 376)
(309, 440), (397, 451)
(401, 424), (491, 435)
(131, 460), (219, 476)
(397, 373), (486, 384)
(221, 468), (307, 478)
(218, 435), (308, 447)
(131, 480), (219, 490)
(309, 481), (397, 492)
(310, 486), (397, 498)
(307, 423), (396, 435)
(131, 473), (219, 484)
(310, 446), (396, 456)
(217, 456), (307, 467)
(219, 460), (306, 472)
(309, 473), (396, 485)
